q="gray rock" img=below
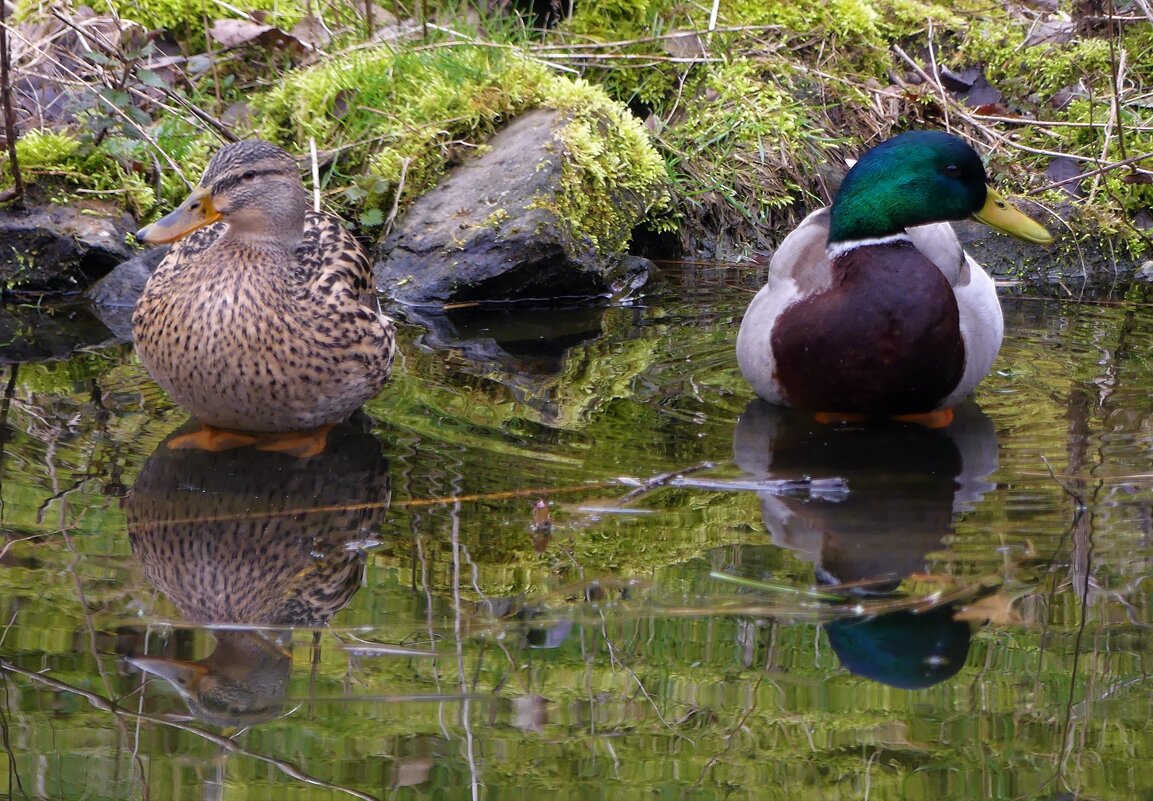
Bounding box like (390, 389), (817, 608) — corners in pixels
(375, 108), (652, 306)
(0, 302), (119, 364)
(86, 245), (166, 307)
(85, 245), (169, 340)
(0, 202), (136, 292)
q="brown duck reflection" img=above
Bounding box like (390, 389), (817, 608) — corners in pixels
(732, 400), (998, 688)
(733, 399), (997, 589)
(125, 417), (390, 726)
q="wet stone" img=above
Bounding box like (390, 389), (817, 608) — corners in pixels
(0, 201), (137, 293)
(374, 108), (653, 306)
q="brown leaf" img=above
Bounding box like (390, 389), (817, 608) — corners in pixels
(972, 102), (1013, 117)
(289, 14), (332, 49)
(210, 18), (310, 55)
(1025, 19), (1076, 47)
(663, 31), (706, 60)
(532, 499), (551, 531)
(209, 19), (274, 48)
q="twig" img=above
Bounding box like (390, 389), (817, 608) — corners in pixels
(926, 21), (949, 131)
(128, 480), (612, 530)
(694, 672), (764, 789)
(531, 23), (782, 51)
(0, 659), (382, 801)
(4, 18), (191, 184)
(384, 156), (408, 236)
(1105, 0), (1127, 162)
(0, 0), (24, 206)
(309, 137), (321, 213)
(1132, 0), (1153, 23)
(617, 461), (716, 503)
(1024, 150), (1153, 195)
(891, 43), (1153, 197)
(668, 475), (849, 500)
(0, 668), (28, 800)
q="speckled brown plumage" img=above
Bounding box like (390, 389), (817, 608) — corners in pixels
(125, 420), (390, 726)
(127, 419), (390, 625)
(133, 140), (395, 432)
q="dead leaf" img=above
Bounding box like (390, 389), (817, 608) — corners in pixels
(209, 18), (311, 54)
(939, 65), (980, 93)
(531, 499), (551, 532)
(663, 31), (706, 60)
(1025, 19), (1077, 47)
(1045, 156), (1086, 197)
(209, 18), (274, 48)
(289, 14), (332, 49)
(973, 102), (1014, 117)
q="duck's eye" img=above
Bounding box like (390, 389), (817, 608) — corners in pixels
(242, 170), (256, 181)
(944, 164), (961, 177)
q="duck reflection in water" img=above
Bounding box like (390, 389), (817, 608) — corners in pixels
(125, 417), (390, 726)
(732, 399), (999, 689)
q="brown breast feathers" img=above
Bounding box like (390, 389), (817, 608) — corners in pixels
(770, 240), (965, 415)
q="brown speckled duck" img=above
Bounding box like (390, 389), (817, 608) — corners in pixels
(126, 419), (390, 726)
(133, 140), (394, 457)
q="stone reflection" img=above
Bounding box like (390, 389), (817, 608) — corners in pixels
(403, 303), (624, 426)
(124, 417), (390, 726)
(733, 399), (999, 688)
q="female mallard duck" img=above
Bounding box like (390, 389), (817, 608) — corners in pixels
(126, 419), (390, 725)
(736, 131), (1052, 427)
(133, 139), (394, 456)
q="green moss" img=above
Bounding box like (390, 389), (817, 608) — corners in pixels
(959, 22), (1114, 102)
(254, 46), (550, 218)
(543, 76), (671, 249)
(947, 23), (1152, 247)
(9, 0), (1150, 261)
(641, 59), (841, 255)
(8, 130), (151, 216)
(254, 44), (667, 253)
(14, 130), (81, 166)
(5, 124), (212, 220)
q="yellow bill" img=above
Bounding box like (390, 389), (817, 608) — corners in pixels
(972, 185), (1053, 245)
(136, 187), (221, 244)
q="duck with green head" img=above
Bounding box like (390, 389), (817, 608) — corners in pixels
(736, 131), (1052, 427)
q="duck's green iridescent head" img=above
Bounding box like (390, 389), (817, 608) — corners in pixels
(827, 131), (1052, 246)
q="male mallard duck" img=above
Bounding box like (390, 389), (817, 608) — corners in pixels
(736, 131), (1052, 427)
(133, 139), (394, 456)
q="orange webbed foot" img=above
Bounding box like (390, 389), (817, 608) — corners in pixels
(252, 425), (335, 459)
(891, 407), (955, 429)
(167, 424), (258, 452)
(812, 408), (956, 429)
(813, 411), (869, 426)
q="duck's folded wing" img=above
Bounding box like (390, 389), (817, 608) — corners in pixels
(295, 212), (375, 303)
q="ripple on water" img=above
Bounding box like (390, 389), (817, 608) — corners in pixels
(4, 279), (1153, 799)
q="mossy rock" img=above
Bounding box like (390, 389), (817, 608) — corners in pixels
(375, 108), (664, 304)
(253, 45), (668, 242)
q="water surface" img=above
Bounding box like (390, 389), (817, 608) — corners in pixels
(2, 266), (1153, 800)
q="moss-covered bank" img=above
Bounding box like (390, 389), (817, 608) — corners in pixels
(3, 0), (1151, 281)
